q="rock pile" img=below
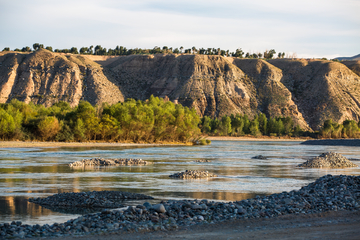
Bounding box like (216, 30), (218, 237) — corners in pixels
(69, 158), (152, 167)
(193, 159), (211, 163)
(298, 152), (358, 168)
(169, 170), (218, 179)
(28, 191), (154, 209)
(252, 155), (268, 160)
(2, 175), (360, 239)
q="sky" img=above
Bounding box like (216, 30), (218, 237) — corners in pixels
(0, 0), (359, 59)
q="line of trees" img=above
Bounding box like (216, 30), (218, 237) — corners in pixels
(200, 114), (360, 138)
(320, 119), (360, 138)
(1, 43), (286, 59)
(200, 114), (302, 137)
(0, 96), (201, 143)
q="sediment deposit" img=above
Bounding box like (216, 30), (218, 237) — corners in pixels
(298, 152), (358, 168)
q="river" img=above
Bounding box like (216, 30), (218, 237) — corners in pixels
(0, 140), (359, 225)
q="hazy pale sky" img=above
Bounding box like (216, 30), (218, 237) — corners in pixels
(1, 0), (359, 58)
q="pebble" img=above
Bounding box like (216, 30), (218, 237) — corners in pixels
(169, 170), (218, 179)
(1, 175), (359, 239)
(298, 152), (358, 168)
(69, 158), (152, 167)
(152, 204), (166, 213)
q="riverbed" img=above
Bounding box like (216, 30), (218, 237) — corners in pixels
(0, 140), (359, 225)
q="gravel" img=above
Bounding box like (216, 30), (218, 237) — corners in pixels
(169, 170), (218, 179)
(28, 191), (154, 209)
(298, 152), (358, 168)
(1, 175), (360, 239)
(194, 159), (211, 163)
(69, 158), (152, 167)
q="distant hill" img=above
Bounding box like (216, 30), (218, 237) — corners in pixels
(336, 54), (360, 61)
(1, 49), (360, 131)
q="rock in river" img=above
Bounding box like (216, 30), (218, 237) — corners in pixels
(69, 158), (152, 167)
(169, 170), (217, 179)
(28, 191), (154, 209)
(298, 152), (358, 168)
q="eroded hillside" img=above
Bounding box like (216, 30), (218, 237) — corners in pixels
(1, 49), (360, 130)
(0, 49), (123, 107)
(269, 59), (360, 129)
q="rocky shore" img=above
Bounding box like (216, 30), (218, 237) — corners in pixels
(169, 170), (218, 179)
(69, 158), (152, 167)
(28, 191), (154, 209)
(1, 175), (359, 239)
(298, 152), (358, 168)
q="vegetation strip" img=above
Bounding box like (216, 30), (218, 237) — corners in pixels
(1, 99), (359, 144)
(1, 175), (359, 238)
(0, 97), (200, 143)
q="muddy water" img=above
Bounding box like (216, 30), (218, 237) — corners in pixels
(0, 141), (359, 224)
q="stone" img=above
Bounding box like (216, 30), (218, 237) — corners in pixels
(143, 202), (152, 209)
(152, 204), (166, 213)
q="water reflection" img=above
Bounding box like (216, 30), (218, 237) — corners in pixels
(0, 141), (360, 224)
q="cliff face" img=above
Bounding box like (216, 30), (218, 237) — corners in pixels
(231, 59), (310, 130)
(0, 49), (123, 107)
(1, 49), (360, 131)
(269, 59), (360, 130)
(106, 54), (257, 118)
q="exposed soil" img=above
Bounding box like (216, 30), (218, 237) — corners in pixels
(55, 210), (360, 240)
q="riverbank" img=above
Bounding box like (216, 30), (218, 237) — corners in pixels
(59, 210), (360, 240)
(0, 137), (307, 148)
(0, 141), (185, 148)
(206, 136), (310, 141)
(2, 175), (359, 239)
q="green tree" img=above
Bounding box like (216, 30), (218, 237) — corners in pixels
(73, 119), (86, 141)
(37, 116), (60, 140)
(2, 47), (10, 51)
(220, 116), (232, 135)
(33, 43), (40, 50)
(230, 114), (244, 135)
(342, 120), (359, 138)
(201, 116), (212, 133)
(321, 119), (334, 138)
(249, 118), (260, 136)
(80, 47), (88, 54)
(0, 109), (16, 139)
(70, 47), (79, 54)
(257, 113), (267, 135)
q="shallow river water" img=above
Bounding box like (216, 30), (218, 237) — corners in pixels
(0, 140), (359, 225)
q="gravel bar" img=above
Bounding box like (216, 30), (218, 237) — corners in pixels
(298, 152), (358, 168)
(169, 170), (218, 179)
(69, 158), (152, 167)
(28, 191), (154, 209)
(1, 175), (360, 239)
